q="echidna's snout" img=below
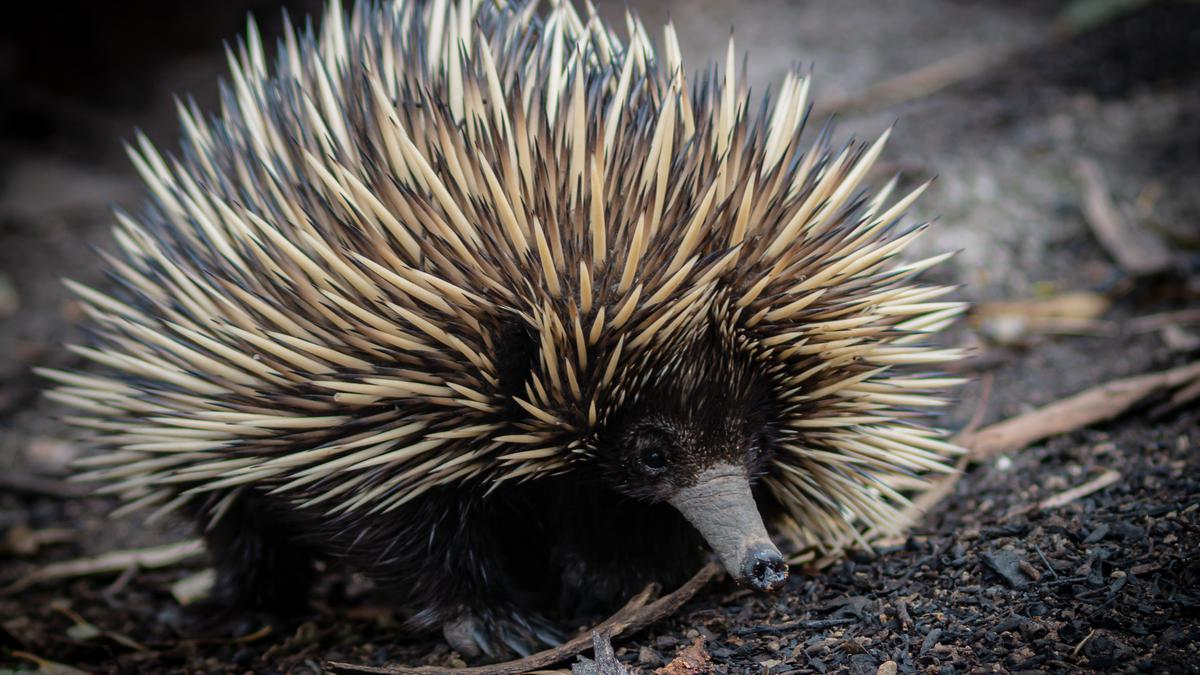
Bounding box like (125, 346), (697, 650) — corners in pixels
(668, 463), (789, 592)
(743, 544), (789, 591)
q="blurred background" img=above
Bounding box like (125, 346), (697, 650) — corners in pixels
(0, 0), (1197, 671)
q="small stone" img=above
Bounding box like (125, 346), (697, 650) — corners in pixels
(920, 628), (943, 656)
(877, 661), (898, 675)
(982, 550), (1029, 589)
(1083, 523), (1110, 544)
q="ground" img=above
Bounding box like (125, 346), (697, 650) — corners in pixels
(1, 0), (1198, 673)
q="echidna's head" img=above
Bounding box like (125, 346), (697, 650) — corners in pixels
(591, 327), (788, 591)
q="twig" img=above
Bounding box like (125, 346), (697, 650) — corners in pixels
(904, 360), (1200, 523)
(905, 454), (971, 522)
(1130, 309), (1200, 333)
(1075, 158), (1171, 275)
(1039, 470), (1123, 511)
(327, 562), (723, 674)
(10, 651), (87, 675)
(1033, 545), (1059, 580)
(959, 360), (1200, 461)
(1, 539), (204, 595)
(1072, 628), (1097, 657)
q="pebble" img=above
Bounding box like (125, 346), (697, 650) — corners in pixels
(982, 550), (1030, 589)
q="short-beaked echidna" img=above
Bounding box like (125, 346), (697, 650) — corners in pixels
(43, 0), (965, 658)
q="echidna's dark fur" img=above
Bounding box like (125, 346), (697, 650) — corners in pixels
(44, 0), (965, 657)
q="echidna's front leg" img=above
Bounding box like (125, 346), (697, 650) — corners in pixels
(386, 490), (563, 660)
(441, 607), (562, 660)
(175, 492), (315, 634)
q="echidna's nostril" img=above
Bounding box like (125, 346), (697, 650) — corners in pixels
(742, 544), (789, 592)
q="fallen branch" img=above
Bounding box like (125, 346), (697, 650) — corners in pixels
(957, 360), (1200, 461)
(327, 562), (723, 674)
(1, 539), (204, 595)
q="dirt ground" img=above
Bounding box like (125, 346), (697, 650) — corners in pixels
(1, 0), (1198, 673)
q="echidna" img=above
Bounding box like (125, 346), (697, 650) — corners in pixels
(43, 0), (965, 659)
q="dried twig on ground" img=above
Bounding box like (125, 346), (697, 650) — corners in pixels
(1005, 468), (1124, 519)
(1075, 158), (1172, 275)
(906, 360), (1200, 522)
(1, 539), (205, 595)
(1037, 469), (1123, 511)
(958, 360), (1200, 461)
(328, 563), (724, 674)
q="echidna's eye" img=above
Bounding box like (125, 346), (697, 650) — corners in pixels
(628, 427), (672, 477)
(640, 448), (667, 472)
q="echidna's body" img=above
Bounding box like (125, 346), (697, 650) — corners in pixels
(46, 0), (964, 657)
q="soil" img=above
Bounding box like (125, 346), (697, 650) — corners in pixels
(1, 1), (1197, 673)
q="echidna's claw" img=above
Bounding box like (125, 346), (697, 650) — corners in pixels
(444, 609), (562, 662)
